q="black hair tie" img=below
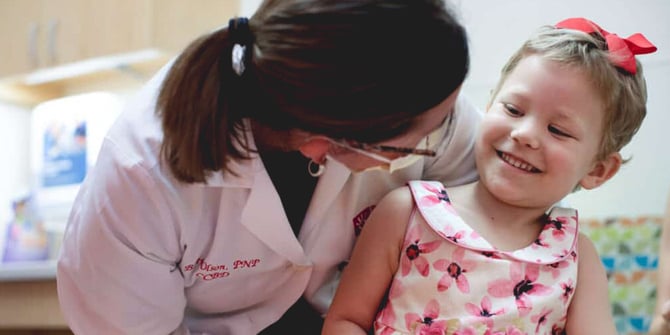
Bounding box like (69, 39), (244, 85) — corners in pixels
(228, 17), (253, 47)
(228, 17), (254, 76)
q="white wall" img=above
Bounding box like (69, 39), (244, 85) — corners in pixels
(0, 103), (31, 223)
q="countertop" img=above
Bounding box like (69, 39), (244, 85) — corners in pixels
(0, 259), (57, 282)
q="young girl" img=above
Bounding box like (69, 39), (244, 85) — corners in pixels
(323, 17), (657, 335)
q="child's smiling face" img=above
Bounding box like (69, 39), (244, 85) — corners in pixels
(476, 54), (613, 209)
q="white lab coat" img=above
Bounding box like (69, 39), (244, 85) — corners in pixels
(56, 63), (482, 334)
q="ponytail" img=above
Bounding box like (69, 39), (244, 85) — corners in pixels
(157, 27), (251, 183)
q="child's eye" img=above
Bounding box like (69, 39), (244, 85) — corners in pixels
(549, 125), (571, 137)
(503, 104), (522, 116)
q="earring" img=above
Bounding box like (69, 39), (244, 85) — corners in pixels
(308, 160), (325, 177)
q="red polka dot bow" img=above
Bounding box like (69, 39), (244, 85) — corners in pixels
(555, 17), (657, 74)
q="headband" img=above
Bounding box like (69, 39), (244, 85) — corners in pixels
(554, 17), (657, 74)
(229, 17), (253, 76)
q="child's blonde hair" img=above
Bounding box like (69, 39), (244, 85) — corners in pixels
(490, 25), (649, 162)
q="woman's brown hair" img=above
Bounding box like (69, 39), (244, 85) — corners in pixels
(157, 0), (470, 183)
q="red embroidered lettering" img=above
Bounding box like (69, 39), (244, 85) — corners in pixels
(196, 272), (230, 281)
(184, 258), (230, 280)
(233, 258), (261, 269)
(352, 205), (376, 236)
(185, 257), (263, 281)
(205, 263), (228, 271)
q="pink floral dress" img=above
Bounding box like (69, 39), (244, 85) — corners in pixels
(373, 181), (579, 335)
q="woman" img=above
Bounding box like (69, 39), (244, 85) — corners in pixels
(56, 0), (480, 334)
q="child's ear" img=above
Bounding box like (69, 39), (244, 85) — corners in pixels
(579, 152), (622, 190)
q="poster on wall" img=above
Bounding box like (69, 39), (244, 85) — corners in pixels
(31, 92), (123, 224)
(41, 110), (87, 187)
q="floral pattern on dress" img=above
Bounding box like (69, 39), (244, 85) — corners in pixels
(417, 181), (459, 216)
(464, 296), (505, 328)
(433, 247), (477, 293)
(404, 299), (451, 334)
(401, 222), (442, 277)
(487, 263), (554, 316)
(376, 279), (406, 335)
(373, 181), (580, 335)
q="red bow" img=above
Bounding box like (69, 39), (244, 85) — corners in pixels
(555, 17), (657, 74)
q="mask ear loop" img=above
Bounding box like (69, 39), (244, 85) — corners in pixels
(308, 160), (325, 177)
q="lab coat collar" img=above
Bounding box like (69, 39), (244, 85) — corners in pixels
(239, 157), (352, 264)
(204, 120), (353, 263)
(301, 158), (351, 238)
(239, 163), (309, 264)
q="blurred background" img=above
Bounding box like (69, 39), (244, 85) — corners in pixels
(0, 0), (667, 333)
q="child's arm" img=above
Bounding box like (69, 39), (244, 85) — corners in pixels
(649, 190), (670, 335)
(649, 301), (670, 335)
(322, 187), (414, 335)
(564, 233), (617, 334)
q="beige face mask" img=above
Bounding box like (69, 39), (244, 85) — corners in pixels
(328, 115), (450, 174)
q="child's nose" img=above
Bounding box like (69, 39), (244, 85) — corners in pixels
(510, 122), (540, 149)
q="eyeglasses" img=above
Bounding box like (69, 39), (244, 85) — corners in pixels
(332, 111), (454, 158)
(333, 138), (437, 157)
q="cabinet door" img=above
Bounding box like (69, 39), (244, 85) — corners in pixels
(0, 0), (43, 77)
(39, 0), (84, 66)
(150, 0), (240, 53)
(41, 0), (152, 66)
(0, 0), (238, 78)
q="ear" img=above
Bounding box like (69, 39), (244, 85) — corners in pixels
(579, 152), (622, 190)
(298, 137), (331, 164)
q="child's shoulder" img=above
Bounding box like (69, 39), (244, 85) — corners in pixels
(378, 183), (415, 209)
(362, 184), (416, 239)
(370, 182), (428, 225)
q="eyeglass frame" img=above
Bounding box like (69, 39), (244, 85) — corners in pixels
(329, 110), (454, 158)
(333, 140), (437, 157)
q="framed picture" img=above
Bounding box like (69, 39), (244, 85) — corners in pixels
(30, 92), (122, 225)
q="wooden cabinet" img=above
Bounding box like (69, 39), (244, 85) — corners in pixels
(0, 0), (43, 77)
(40, 0), (152, 66)
(0, 0), (152, 78)
(0, 0), (240, 78)
(150, 0), (240, 54)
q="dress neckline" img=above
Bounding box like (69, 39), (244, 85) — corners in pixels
(408, 180), (579, 264)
